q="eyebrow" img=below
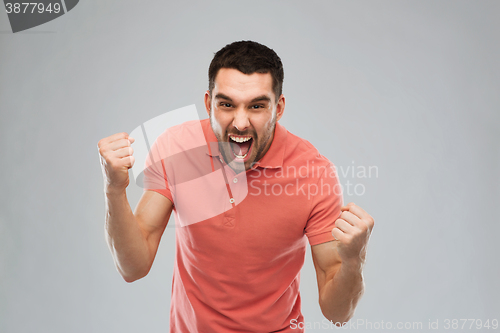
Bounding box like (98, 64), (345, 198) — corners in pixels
(215, 93), (271, 103)
(214, 93), (233, 101)
(250, 95), (271, 103)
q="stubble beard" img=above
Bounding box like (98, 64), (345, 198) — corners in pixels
(208, 113), (277, 171)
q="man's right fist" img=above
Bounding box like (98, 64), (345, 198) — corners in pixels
(98, 132), (135, 192)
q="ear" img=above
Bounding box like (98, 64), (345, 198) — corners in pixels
(275, 94), (285, 121)
(204, 90), (211, 117)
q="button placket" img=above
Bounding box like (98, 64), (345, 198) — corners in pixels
(215, 156), (237, 212)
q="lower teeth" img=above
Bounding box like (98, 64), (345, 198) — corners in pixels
(233, 152), (248, 159)
(230, 138), (252, 159)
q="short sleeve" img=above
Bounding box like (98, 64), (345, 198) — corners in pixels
(304, 161), (343, 246)
(142, 134), (174, 204)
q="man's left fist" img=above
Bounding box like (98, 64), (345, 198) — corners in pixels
(332, 202), (374, 265)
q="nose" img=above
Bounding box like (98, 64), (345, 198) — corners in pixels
(232, 108), (250, 132)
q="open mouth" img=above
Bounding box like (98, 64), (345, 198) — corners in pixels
(228, 134), (253, 160)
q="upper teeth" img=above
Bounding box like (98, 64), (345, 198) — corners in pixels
(230, 136), (251, 143)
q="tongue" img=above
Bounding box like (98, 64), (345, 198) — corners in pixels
(233, 140), (251, 156)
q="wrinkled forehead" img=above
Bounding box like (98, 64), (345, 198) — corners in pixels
(213, 68), (275, 103)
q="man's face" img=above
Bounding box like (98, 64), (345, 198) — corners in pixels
(204, 68), (285, 171)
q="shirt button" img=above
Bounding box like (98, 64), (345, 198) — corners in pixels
(229, 198), (235, 204)
(233, 178), (238, 183)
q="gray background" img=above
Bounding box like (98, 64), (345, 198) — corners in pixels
(1, 0), (499, 332)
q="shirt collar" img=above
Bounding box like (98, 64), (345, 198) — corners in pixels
(202, 119), (287, 169)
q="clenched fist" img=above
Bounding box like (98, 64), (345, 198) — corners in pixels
(98, 132), (135, 192)
(332, 202), (374, 266)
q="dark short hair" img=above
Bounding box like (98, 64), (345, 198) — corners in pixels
(208, 40), (284, 102)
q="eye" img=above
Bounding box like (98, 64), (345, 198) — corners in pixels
(220, 102), (232, 108)
(251, 105), (264, 109)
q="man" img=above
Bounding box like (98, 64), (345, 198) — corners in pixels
(98, 41), (374, 332)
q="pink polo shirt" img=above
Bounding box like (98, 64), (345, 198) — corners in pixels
(143, 119), (343, 332)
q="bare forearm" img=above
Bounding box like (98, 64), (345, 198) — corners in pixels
(104, 188), (151, 282)
(319, 260), (365, 324)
